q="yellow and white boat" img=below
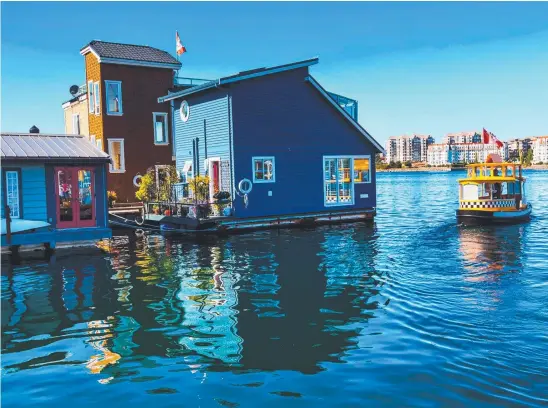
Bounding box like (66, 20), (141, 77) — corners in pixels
(457, 155), (532, 225)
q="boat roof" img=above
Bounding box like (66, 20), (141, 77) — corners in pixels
(466, 162), (522, 168)
(459, 176), (524, 183)
(1, 133), (110, 163)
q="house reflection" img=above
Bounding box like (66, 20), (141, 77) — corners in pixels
(1, 225), (381, 378)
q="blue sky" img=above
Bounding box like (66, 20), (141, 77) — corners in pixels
(2, 2), (548, 145)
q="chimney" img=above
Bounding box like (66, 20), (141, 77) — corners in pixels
(29, 125), (40, 134)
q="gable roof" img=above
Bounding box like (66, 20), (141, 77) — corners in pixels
(81, 40), (181, 70)
(1, 133), (110, 163)
(158, 57), (319, 103)
(305, 76), (385, 154)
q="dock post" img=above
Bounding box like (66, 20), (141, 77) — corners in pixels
(5, 206), (12, 245)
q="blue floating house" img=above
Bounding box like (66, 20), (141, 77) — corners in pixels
(159, 58), (385, 225)
(1, 129), (112, 252)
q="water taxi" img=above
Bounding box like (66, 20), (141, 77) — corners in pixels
(457, 155), (532, 225)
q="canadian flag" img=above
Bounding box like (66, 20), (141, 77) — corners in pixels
(176, 31), (186, 55)
(483, 128), (503, 148)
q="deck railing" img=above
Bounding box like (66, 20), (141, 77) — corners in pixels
(174, 77), (212, 87)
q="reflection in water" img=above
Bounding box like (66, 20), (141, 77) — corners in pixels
(458, 225), (524, 282)
(2, 171), (547, 408)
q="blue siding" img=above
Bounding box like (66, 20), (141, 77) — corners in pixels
(173, 90), (232, 193)
(21, 166), (48, 221)
(230, 67), (377, 218)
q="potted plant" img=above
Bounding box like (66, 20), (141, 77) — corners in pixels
(107, 191), (117, 208)
(152, 205), (160, 215)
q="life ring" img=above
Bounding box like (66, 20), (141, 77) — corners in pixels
(133, 174), (143, 187)
(238, 178), (252, 194)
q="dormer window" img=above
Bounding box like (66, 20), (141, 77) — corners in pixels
(105, 80), (123, 115)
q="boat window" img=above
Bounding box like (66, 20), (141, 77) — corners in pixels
(494, 167), (503, 177)
(507, 182), (514, 195)
(252, 157), (275, 183)
(502, 182), (508, 196)
(506, 166), (514, 177)
(462, 184), (478, 200)
(475, 167), (482, 177)
(324, 157), (353, 206)
(479, 183), (491, 199)
(5, 170), (21, 218)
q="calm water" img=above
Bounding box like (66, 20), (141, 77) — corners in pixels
(2, 171), (547, 407)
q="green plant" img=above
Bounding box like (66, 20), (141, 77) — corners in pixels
(522, 149), (534, 167)
(188, 175), (210, 203)
(107, 191), (117, 207)
(135, 170), (155, 202)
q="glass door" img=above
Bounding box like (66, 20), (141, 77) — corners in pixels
(55, 167), (96, 228)
(323, 157), (354, 206)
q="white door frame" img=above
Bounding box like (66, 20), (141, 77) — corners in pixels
(207, 157), (222, 202)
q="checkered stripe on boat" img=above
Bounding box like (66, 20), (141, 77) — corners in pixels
(460, 200), (515, 209)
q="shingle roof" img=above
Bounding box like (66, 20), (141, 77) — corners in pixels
(82, 40), (181, 67)
(1, 133), (110, 163)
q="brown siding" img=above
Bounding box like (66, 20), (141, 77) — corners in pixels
(85, 53), (104, 144)
(100, 64), (174, 201)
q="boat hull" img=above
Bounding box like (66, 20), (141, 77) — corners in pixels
(456, 204), (532, 225)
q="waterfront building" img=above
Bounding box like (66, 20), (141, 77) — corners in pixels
(445, 131), (482, 145)
(532, 136), (548, 164)
(507, 138), (534, 162)
(160, 57), (384, 220)
(62, 84), (89, 137)
(1, 128), (111, 251)
(385, 134), (434, 163)
(427, 142), (507, 165)
(63, 40), (182, 201)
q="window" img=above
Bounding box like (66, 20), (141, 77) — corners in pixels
(72, 114), (80, 135)
(96, 138), (103, 151)
(89, 135), (96, 145)
(181, 160), (193, 183)
(108, 139), (125, 173)
(94, 82), (100, 115)
(252, 157), (275, 182)
(324, 157), (353, 206)
(88, 80), (95, 113)
(180, 100), (190, 122)
(5, 170), (21, 218)
(105, 80), (122, 115)
(353, 157), (371, 183)
(153, 112), (168, 144)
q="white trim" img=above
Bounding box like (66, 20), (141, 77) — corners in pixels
(5, 171), (20, 219)
(252, 156), (276, 183)
(323, 155), (357, 207)
(61, 102), (71, 109)
(80, 46), (180, 70)
(72, 113), (80, 135)
(207, 156), (222, 201)
(88, 80), (95, 113)
(105, 80), (123, 116)
(108, 138), (126, 173)
(94, 82), (101, 115)
(306, 76), (385, 154)
(96, 138), (103, 151)
(152, 112), (169, 145)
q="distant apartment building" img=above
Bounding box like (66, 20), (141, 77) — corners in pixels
(427, 142), (507, 166)
(507, 138), (533, 161)
(532, 136), (548, 163)
(385, 134), (434, 163)
(445, 131), (482, 144)
(62, 84), (89, 137)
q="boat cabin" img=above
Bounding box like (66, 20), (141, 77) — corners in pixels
(458, 162), (526, 211)
(1, 129), (112, 253)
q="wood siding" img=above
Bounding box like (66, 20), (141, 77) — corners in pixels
(85, 53), (103, 144)
(22, 166), (48, 221)
(173, 91), (232, 192)
(230, 67), (377, 218)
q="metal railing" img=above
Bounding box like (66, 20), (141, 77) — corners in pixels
(174, 77), (212, 87)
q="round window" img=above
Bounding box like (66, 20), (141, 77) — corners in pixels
(180, 100), (190, 122)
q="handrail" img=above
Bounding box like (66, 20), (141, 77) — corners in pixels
(174, 77), (212, 86)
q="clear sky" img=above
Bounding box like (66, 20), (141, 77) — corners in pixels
(2, 2), (547, 145)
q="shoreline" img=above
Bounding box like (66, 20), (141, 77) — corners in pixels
(377, 165), (548, 173)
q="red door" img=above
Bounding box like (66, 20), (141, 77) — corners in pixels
(55, 167), (96, 228)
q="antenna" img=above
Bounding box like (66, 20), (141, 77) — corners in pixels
(69, 85), (80, 95)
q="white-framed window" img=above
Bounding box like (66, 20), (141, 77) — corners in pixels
(324, 156), (353, 206)
(5, 170), (21, 218)
(108, 139), (125, 173)
(180, 100), (190, 122)
(105, 80), (123, 115)
(153, 112), (168, 145)
(72, 113), (80, 135)
(96, 138), (103, 151)
(88, 80), (95, 113)
(252, 156), (275, 183)
(93, 81), (100, 115)
(89, 134), (96, 145)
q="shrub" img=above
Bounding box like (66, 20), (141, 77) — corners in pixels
(188, 175), (210, 203)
